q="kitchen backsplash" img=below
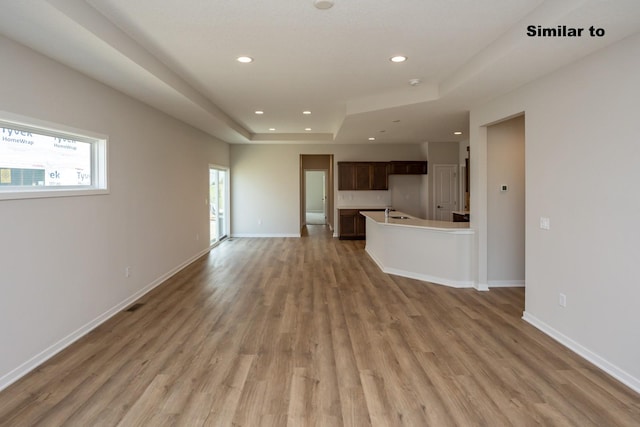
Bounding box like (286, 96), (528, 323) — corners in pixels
(337, 190), (391, 207)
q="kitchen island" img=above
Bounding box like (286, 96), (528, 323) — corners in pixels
(361, 211), (476, 288)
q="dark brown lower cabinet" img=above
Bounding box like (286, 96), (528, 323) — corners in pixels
(452, 212), (470, 222)
(338, 208), (385, 239)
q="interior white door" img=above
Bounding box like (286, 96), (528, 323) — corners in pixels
(433, 164), (458, 221)
(209, 166), (228, 245)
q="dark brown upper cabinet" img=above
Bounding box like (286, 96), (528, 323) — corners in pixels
(338, 162), (390, 190)
(389, 161), (428, 175)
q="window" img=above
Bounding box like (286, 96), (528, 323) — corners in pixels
(0, 112), (108, 200)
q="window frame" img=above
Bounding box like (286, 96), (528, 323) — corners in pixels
(0, 112), (108, 201)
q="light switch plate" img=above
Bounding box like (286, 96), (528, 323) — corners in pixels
(540, 217), (550, 230)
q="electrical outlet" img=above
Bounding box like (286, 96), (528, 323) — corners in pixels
(258, 218), (262, 225)
(559, 293), (567, 307)
(196, 233), (199, 241)
(125, 266), (131, 278)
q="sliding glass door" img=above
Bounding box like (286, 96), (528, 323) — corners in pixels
(209, 166), (228, 245)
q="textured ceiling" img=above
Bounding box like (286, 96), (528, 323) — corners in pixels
(1, 0), (640, 144)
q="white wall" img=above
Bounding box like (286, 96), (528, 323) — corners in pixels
(0, 36), (229, 389)
(470, 33), (640, 391)
(230, 143), (425, 236)
(487, 116), (525, 286)
(389, 175), (425, 218)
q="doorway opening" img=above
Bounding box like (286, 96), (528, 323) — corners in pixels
(209, 166), (229, 246)
(305, 170), (327, 225)
(300, 155), (334, 233)
(486, 114), (525, 288)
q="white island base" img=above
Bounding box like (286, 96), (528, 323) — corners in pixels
(362, 211), (478, 289)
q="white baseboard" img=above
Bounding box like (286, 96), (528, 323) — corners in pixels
(0, 247), (211, 392)
(365, 248), (475, 289)
(522, 311), (640, 395)
(489, 280), (525, 288)
(231, 233), (301, 238)
(474, 283), (490, 292)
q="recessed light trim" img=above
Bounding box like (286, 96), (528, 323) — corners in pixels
(269, 128), (276, 131)
(368, 137), (376, 141)
(305, 128), (312, 131)
(302, 111), (311, 115)
(255, 110), (264, 115)
(237, 56), (253, 63)
(390, 55), (407, 63)
(454, 131), (463, 135)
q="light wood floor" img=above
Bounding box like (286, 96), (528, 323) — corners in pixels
(1, 225), (639, 426)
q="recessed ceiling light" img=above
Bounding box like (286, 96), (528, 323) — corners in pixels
(390, 56), (407, 63)
(305, 128), (312, 131)
(255, 110), (264, 115)
(237, 56), (253, 63)
(454, 131), (463, 135)
(302, 111), (311, 115)
(269, 128), (276, 131)
(368, 137), (376, 141)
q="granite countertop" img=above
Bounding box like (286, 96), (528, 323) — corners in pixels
(337, 206), (392, 210)
(360, 210), (472, 231)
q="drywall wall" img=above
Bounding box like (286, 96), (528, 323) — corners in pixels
(487, 116), (525, 286)
(389, 175), (425, 218)
(230, 143), (425, 236)
(0, 36), (229, 389)
(470, 33), (640, 391)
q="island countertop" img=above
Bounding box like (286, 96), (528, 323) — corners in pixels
(360, 211), (472, 232)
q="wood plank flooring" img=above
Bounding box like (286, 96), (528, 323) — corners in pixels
(1, 225), (639, 426)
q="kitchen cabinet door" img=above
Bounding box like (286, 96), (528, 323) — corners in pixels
(371, 162), (390, 190)
(338, 161), (390, 190)
(338, 162), (356, 190)
(339, 209), (359, 239)
(354, 163), (371, 190)
(390, 161), (428, 175)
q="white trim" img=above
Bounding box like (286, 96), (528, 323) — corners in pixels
(0, 247), (211, 392)
(474, 283), (490, 292)
(366, 247), (475, 289)
(0, 188), (110, 201)
(522, 311), (640, 395)
(0, 111), (109, 200)
(488, 279), (525, 287)
(231, 233), (301, 238)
